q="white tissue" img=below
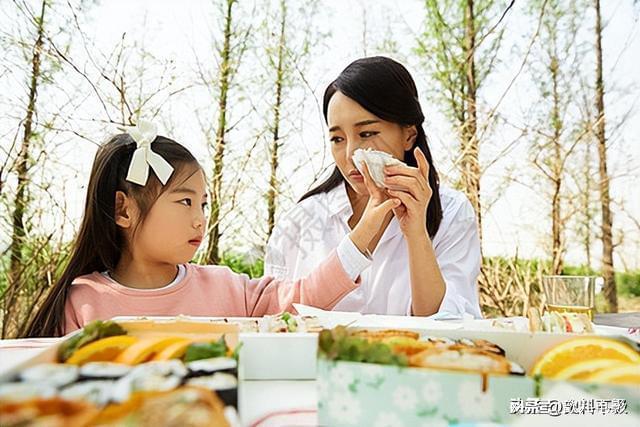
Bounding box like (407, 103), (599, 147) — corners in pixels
(352, 148), (404, 188)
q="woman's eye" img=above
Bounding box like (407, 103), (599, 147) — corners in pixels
(179, 199), (192, 206)
(360, 131), (378, 138)
(330, 136), (343, 144)
(201, 202), (208, 210)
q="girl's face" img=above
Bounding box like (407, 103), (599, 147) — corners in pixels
(120, 168), (208, 266)
(327, 91), (416, 196)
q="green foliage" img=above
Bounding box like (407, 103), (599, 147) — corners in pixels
(415, 0), (506, 123)
(562, 265), (640, 297)
(616, 272), (640, 297)
(479, 255), (549, 317)
(218, 252), (264, 278)
(0, 236), (72, 337)
(561, 264), (599, 276)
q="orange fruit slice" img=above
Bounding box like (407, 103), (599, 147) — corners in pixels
(66, 336), (138, 365)
(584, 363), (640, 384)
(114, 337), (188, 365)
(530, 337), (640, 378)
(553, 358), (622, 380)
(152, 339), (192, 361)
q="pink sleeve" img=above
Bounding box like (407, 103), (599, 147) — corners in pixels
(63, 291), (83, 335)
(243, 250), (359, 316)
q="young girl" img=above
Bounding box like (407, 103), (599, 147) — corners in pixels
(265, 57), (483, 318)
(24, 121), (399, 337)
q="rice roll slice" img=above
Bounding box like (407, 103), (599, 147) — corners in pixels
(80, 362), (131, 380)
(60, 380), (115, 406)
(20, 363), (79, 387)
(187, 372), (237, 408)
(509, 361), (526, 376)
(187, 357), (237, 377)
(128, 360), (187, 379)
(0, 382), (57, 401)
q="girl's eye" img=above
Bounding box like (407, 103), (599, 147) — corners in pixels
(330, 136), (343, 144)
(201, 202), (208, 210)
(179, 199), (192, 206)
(360, 131), (378, 138)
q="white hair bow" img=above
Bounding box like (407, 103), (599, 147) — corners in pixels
(124, 120), (174, 186)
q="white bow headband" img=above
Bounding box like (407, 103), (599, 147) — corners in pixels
(123, 120), (174, 186)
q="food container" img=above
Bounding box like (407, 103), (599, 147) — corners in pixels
(111, 315), (321, 380)
(317, 328), (640, 426)
(0, 318), (242, 426)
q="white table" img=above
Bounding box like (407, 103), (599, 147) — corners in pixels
(0, 344), (317, 426)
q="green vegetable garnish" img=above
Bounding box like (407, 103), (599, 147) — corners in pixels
(184, 336), (229, 362)
(58, 320), (127, 362)
(231, 341), (243, 361)
(318, 326), (408, 366)
(280, 312), (298, 332)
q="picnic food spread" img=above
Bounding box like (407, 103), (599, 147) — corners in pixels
(319, 326), (640, 384)
(261, 312), (322, 333)
(0, 320), (238, 427)
(319, 326), (525, 375)
(1, 315), (639, 426)
(490, 307), (595, 334)
(527, 307), (594, 333)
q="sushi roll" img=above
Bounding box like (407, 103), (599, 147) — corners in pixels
(19, 363), (79, 388)
(128, 360), (187, 379)
(110, 360), (186, 403)
(59, 380), (115, 407)
(186, 372), (237, 408)
(409, 347), (512, 375)
(79, 362), (131, 380)
(0, 382), (57, 401)
(509, 361), (526, 376)
(111, 374), (182, 403)
(423, 336), (456, 348)
(461, 338), (506, 356)
(187, 357), (237, 377)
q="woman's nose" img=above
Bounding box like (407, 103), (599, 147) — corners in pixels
(346, 138), (363, 159)
(347, 137), (373, 159)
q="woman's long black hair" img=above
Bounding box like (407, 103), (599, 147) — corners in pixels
(300, 56), (443, 237)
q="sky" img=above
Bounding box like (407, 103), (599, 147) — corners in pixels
(1, 0), (639, 269)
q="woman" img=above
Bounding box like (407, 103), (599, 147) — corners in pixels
(265, 56), (482, 317)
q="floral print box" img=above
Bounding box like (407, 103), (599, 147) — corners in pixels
(318, 360), (531, 426)
(317, 360), (640, 426)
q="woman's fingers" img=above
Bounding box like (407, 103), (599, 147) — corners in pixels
(360, 162), (377, 194)
(361, 161), (387, 201)
(377, 198), (401, 214)
(392, 202), (406, 220)
(388, 188), (418, 205)
(384, 148), (430, 181)
(384, 164), (421, 179)
(384, 175), (424, 199)
(414, 147), (430, 180)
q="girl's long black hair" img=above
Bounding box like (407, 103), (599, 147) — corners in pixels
(22, 134), (199, 337)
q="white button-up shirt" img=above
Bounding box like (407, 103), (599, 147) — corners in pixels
(264, 182), (482, 318)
